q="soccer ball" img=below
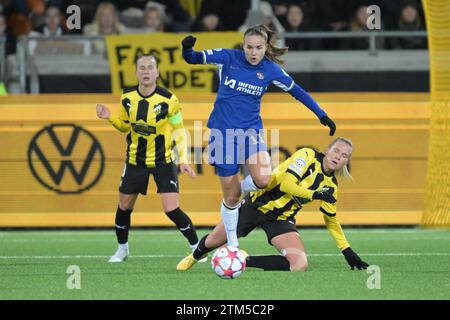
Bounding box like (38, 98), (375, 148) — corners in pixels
(211, 246), (246, 279)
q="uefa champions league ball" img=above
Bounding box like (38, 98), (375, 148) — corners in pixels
(211, 246), (246, 279)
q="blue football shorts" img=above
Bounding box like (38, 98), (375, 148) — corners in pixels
(207, 129), (268, 177)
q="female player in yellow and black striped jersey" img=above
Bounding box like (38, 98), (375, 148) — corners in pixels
(96, 55), (202, 263)
(177, 137), (369, 271)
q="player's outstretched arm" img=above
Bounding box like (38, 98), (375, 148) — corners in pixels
(322, 214), (369, 270)
(181, 35), (204, 64)
(288, 84), (336, 136)
(96, 103), (130, 133)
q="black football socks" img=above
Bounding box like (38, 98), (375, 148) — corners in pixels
(115, 206), (132, 244)
(193, 234), (212, 260)
(246, 255), (290, 271)
(165, 207), (199, 246)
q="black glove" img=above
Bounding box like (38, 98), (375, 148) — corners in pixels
(312, 188), (336, 203)
(342, 247), (369, 270)
(182, 35), (197, 49)
(320, 116), (336, 136)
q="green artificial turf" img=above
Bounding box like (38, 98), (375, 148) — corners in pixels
(0, 228), (449, 300)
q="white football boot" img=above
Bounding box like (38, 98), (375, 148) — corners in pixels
(108, 244), (129, 262)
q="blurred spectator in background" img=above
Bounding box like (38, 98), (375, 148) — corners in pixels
(271, 0), (288, 26)
(0, 12), (16, 55)
(368, 0), (403, 31)
(314, 0), (350, 32)
(4, 0), (39, 37)
(178, 0), (203, 22)
(118, 0), (187, 32)
(119, 7), (144, 30)
(191, 9), (224, 32)
(390, 1), (426, 49)
(270, 0), (310, 29)
(141, 2), (167, 32)
(340, 5), (384, 50)
(154, 0), (191, 32)
(30, 4), (67, 37)
(27, 0), (47, 30)
(313, 0), (351, 49)
(201, 0), (250, 31)
(83, 2), (125, 54)
(28, 4), (71, 55)
(239, 1), (285, 46)
(84, 2), (125, 36)
(350, 1), (413, 31)
(284, 4), (322, 51)
(113, 0), (147, 11)
(64, 0), (102, 33)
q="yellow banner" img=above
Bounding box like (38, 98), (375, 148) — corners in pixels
(0, 93), (430, 227)
(105, 32), (243, 94)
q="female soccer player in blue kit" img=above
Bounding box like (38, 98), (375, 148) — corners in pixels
(181, 24), (336, 250)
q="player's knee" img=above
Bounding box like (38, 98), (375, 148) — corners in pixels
(118, 199), (134, 211)
(253, 175), (270, 189)
(223, 195), (240, 207)
(284, 251), (308, 272)
(163, 203), (178, 213)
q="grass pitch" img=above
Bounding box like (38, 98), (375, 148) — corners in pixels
(0, 228), (449, 300)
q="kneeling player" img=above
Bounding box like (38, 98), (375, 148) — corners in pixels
(177, 138), (369, 271)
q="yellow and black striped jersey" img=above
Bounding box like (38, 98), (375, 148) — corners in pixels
(249, 147), (350, 250)
(250, 147), (338, 220)
(108, 85), (187, 167)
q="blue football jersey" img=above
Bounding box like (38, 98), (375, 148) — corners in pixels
(201, 49), (294, 131)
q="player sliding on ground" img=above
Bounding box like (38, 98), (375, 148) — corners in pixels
(177, 138), (370, 271)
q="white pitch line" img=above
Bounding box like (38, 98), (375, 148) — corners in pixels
(0, 253), (449, 260)
(0, 254), (181, 259)
(0, 229), (448, 237)
(309, 253), (450, 257)
(2, 237), (450, 243)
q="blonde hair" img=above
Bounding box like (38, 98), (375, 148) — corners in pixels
(244, 24), (288, 64)
(94, 2), (123, 34)
(327, 137), (353, 180)
(136, 54), (158, 69)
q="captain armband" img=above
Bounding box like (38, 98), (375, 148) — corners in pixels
(169, 112), (183, 125)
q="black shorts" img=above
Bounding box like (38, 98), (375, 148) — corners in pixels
(237, 195), (298, 245)
(119, 162), (179, 195)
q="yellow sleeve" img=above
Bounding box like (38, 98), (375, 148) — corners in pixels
(279, 148), (316, 200)
(320, 187), (337, 216)
(279, 172), (314, 200)
(320, 185), (348, 250)
(323, 214), (350, 251)
(108, 94), (131, 133)
(168, 95), (188, 164)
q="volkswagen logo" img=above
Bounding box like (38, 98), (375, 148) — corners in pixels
(28, 124), (105, 194)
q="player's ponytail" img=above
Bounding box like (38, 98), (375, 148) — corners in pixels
(244, 24), (288, 65)
(328, 137), (354, 180)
